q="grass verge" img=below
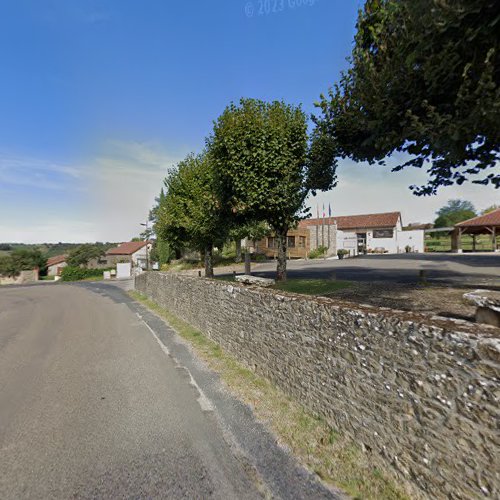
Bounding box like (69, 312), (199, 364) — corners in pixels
(129, 290), (408, 500)
(273, 278), (352, 296)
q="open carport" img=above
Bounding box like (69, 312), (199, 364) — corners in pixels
(452, 208), (500, 253)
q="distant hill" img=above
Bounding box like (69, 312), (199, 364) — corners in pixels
(0, 243), (119, 258)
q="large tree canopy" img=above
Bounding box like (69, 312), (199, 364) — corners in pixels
(156, 153), (229, 277)
(208, 98), (337, 280)
(315, 0), (499, 195)
(434, 199), (477, 227)
(67, 244), (105, 268)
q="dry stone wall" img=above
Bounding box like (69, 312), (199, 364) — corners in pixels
(136, 272), (500, 499)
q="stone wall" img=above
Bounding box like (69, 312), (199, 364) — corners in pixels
(136, 272), (500, 498)
(308, 223), (337, 256)
(0, 269), (39, 285)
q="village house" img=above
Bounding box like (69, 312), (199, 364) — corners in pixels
(46, 254), (68, 276)
(91, 241), (153, 269)
(256, 211), (425, 259)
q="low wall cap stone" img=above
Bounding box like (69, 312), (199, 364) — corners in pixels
(464, 289), (500, 312)
(235, 275), (276, 287)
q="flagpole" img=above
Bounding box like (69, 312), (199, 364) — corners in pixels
(316, 204), (319, 249)
(322, 204), (325, 248)
(328, 208), (331, 251)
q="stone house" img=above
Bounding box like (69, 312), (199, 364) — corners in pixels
(89, 241), (153, 269)
(46, 254), (68, 276)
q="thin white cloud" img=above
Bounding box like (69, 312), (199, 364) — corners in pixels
(0, 153), (82, 191)
(80, 140), (185, 241)
(0, 141), (186, 243)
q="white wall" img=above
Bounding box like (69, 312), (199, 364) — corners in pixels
(397, 230), (425, 253)
(47, 261), (67, 276)
(132, 243), (153, 267)
(337, 227), (424, 254)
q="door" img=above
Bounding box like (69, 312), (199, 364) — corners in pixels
(356, 233), (367, 254)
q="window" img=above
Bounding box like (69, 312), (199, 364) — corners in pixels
(373, 229), (394, 238)
(267, 237), (275, 248)
(287, 236), (296, 248)
(299, 236), (306, 248)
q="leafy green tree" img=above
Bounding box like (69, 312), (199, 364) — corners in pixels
(229, 221), (270, 263)
(156, 153), (229, 277)
(11, 248), (46, 272)
(0, 248), (46, 277)
(209, 98), (336, 281)
(315, 0), (500, 195)
(67, 244), (105, 268)
(434, 199), (477, 227)
(149, 239), (175, 266)
(0, 255), (17, 277)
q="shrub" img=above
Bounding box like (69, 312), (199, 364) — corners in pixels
(309, 246), (328, 259)
(253, 253), (268, 262)
(61, 266), (106, 282)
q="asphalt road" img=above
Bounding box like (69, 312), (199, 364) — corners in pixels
(0, 283), (336, 499)
(249, 253), (500, 287)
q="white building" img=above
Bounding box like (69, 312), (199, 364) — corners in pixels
(300, 211), (424, 256)
(46, 254), (68, 276)
(104, 241), (153, 269)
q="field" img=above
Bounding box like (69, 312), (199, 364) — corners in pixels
(425, 234), (498, 252)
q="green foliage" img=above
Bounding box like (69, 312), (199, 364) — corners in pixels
(0, 244), (12, 251)
(315, 0), (500, 195)
(156, 153), (229, 276)
(151, 239), (175, 266)
(209, 98), (336, 280)
(309, 246), (328, 259)
(60, 266), (106, 282)
(434, 199), (477, 227)
(0, 248), (47, 277)
(0, 256), (17, 277)
(67, 244), (105, 267)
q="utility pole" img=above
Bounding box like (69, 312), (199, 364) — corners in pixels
(140, 220), (150, 271)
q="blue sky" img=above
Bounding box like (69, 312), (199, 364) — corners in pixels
(0, 0), (497, 243)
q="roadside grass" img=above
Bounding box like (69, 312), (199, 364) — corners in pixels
(425, 234), (498, 252)
(216, 276), (353, 297)
(129, 290), (408, 500)
(273, 278), (352, 296)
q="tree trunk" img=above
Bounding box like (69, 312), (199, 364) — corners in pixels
(204, 245), (214, 278)
(235, 239), (242, 263)
(275, 227), (288, 281)
(244, 250), (251, 275)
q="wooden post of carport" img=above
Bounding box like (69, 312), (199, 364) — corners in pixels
(451, 227), (463, 253)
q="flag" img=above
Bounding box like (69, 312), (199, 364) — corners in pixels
(317, 204), (320, 220)
(322, 203), (325, 218)
(328, 203), (332, 218)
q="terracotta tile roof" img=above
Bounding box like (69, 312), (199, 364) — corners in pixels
(299, 212), (401, 230)
(46, 254), (67, 267)
(106, 241), (150, 256)
(456, 208), (500, 227)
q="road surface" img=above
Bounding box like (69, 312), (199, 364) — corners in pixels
(247, 253), (500, 287)
(0, 283), (335, 499)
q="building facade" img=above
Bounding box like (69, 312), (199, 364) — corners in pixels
(256, 212), (424, 258)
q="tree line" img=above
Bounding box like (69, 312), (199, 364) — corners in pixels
(149, 0), (497, 281)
